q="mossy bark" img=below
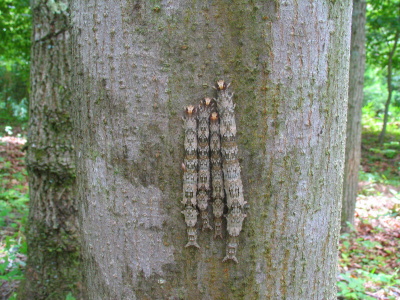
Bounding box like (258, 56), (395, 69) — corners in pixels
(70, 1), (351, 299)
(341, 0), (366, 232)
(21, 1), (82, 299)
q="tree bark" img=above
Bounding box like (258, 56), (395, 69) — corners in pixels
(21, 1), (82, 299)
(341, 0), (366, 232)
(70, 1), (351, 299)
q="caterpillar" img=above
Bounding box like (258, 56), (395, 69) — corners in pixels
(197, 98), (212, 231)
(182, 105), (200, 248)
(215, 80), (247, 263)
(210, 111), (225, 239)
(181, 81), (246, 262)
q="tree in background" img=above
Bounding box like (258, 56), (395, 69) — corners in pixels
(20, 0), (82, 299)
(367, 0), (400, 143)
(341, 0), (366, 232)
(0, 0), (31, 128)
(70, 1), (351, 298)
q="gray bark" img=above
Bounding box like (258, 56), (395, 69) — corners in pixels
(70, 1), (352, 299)
(22, 0), (82, 299)
(341, 0), (366, 232)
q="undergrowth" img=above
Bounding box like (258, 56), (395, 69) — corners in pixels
(0, 138), (28, 299)
(337, 106), (400, 299)
(360, 104), (400, 185)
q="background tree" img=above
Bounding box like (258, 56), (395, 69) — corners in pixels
(70, 0), (351, 299)
(367, 0), (400, 143)
(341, 0), (366, 232)
(20, 0), (82, 299)
(0, 0), (31, 129)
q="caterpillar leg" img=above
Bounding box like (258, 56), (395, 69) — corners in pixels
(182, 205), (200, 248)
(226, 206), (246, 236)
(197, 188), (212, 231)
(200, 210), (212, 231)
(185, 227), (200, 248)
(212, 198), (224, 239)
(222, 236), (239, 263)
(213, 217), (223, 239)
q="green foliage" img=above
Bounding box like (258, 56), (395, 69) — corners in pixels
(338, 272), (375, 300)
(0, 62), (30, 129)
(338, 226), (400, 300)
(366, 0), (400, 69)
(65, 292), (77, 300)
(0, 0), (31, 130)
(363, 66), (400, 111)
(361, 101), (400, 185)
(363, 67), (385, 109)
(0, 233), (27, 281)
(7, 292), (18, 300)
(369, 141), (399, 159)
(0, 0), (31, 63)
(359, 170), (400, 187)
(0, 141), (28, 294)
(360, 140), (399, 186)
(366, 0), (400, 141)
(362, 102), (400, 134)
(338, 269), (400, 300)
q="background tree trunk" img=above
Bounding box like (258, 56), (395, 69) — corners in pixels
(22, 1), (81, 299)
(341, 0), (366, 232)
(378, 30), (399, 144)
(70, 1), (351, 299)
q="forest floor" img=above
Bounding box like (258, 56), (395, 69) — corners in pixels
(338, 182), (400, 300)
(0, 136), (28, 300)
(0, 132), (399, 300)
(337, 126), (400, 300)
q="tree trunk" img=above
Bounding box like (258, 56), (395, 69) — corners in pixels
(378, 30), (399, 144)
(21, 1), (82, 299)
(70, 1), (351, 299)
(341, 0), (366, 232)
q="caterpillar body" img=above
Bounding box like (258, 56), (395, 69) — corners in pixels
(182, 106), (200, 248)
(181, 81), (246, 262)
(215, 81), (247, 263)
(210, 111), (225, 239)
(197, 98), (212, 231)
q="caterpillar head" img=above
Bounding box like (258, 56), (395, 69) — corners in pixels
(216, 80), (227, 91)
(186, 105), (195, 115)
(210, 112), (219, 121)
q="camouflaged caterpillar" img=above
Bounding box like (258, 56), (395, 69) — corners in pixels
(197, 98), (212, 231)
(215, 80), (247, 263)
(182, 105), (200, 248)
(210, 110), (225, 239)
(181, 81), (246, 262)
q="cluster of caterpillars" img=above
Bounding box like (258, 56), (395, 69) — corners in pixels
(181, 80), (247, 263)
